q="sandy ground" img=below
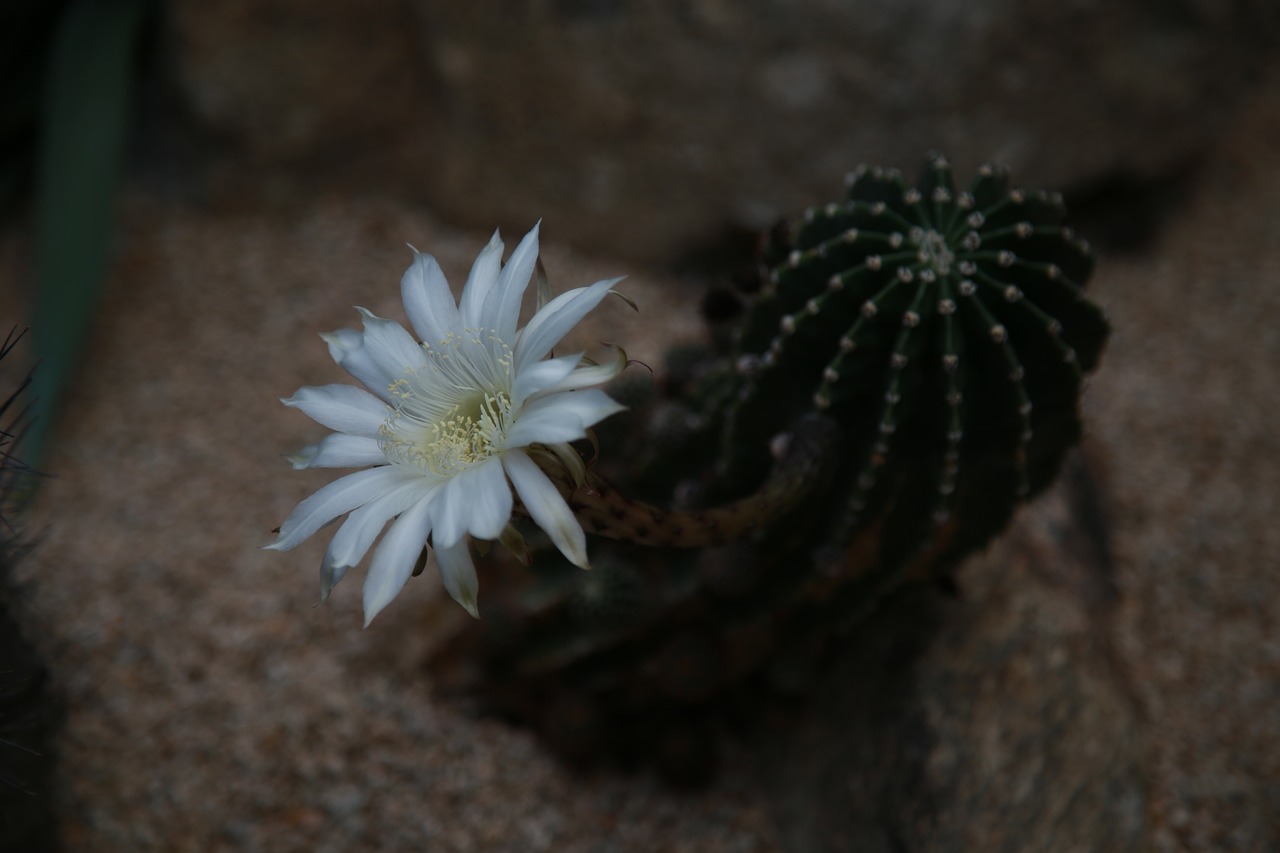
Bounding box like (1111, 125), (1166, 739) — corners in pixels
(2, 67), (1278, 853)
(1086, 83), (1280, 849)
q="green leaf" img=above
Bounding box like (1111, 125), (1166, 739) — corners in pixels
(30, 0), (149, 463)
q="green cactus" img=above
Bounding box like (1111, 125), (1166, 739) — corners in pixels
(719, 152), (1109, 577)
(426, 156), (1110, 782)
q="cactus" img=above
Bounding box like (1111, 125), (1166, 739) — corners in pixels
(426, 156), (1110, 782)
(720, 152), (1109, 579)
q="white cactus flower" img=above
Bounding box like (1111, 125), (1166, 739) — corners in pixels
(266, 224), (627, 624)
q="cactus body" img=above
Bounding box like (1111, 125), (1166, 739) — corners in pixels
(722, 154), (1109, 570)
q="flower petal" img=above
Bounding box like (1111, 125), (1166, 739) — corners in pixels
(356, 308), (427, 377)
(401, 249), (461, 345)
(322, 328), (396, 400)
(281, 384), (389, 437)
(514, 276), (623, 373)
(463, 457), (513, 541)
(431, 458), (512, 548)
(544, 442), (587, 489)
(487, 222), (540, 343)
(287, 433), (386, 469)
(430, 473), (467, 550)
(458, 230), (504, 330)
(502, 389), (626, 448)
(510, 352), (582, 408)
(319, 560), (351, 605)
(498, 523), (531, 565)
(534, 344), (627, 398)
(435, 539), (480, 619)
(321, 480), (435, 601)
(504, 450), (589, 569)
(265, 466), (415, 552)
(362, 493), (435, 626)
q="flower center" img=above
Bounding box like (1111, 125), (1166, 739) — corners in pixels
(380, 372), (514, 478)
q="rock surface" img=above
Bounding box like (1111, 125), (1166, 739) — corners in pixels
(169, 1), (422, 168)
(1085, 79), (1280, 849)
(168, 0), (1279, 261)
(762, 456), (1147, 851)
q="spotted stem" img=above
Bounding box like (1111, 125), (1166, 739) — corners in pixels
(545, 415), (840, 548)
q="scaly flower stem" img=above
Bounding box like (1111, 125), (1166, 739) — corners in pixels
(560, 415), (840, 548)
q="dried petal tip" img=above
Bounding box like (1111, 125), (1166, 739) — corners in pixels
(284, 445), (320, 470)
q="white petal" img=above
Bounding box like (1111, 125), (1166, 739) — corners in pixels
(502, 409), (586, 447)
(464, 458), (514, 541)
(320, 480), (435, 601)
(362, 493), (435, 626)
(319, 560), (351, 604)
(287, 433), (386, 469)
(281, 384), (389, 437)
(265, 466), (414, 552)
(322, 327), (360, 360)
(430, 473), (468, 550)
(510, 352), (582, 408)
(401, 250), (461, 345)
(534, 344), (627, 398)
(458, 230), (504, 330)
(487, 223), (540, 342)
(431, 459), (513, 548)
(322, 328), (394, 400)
(356, 308), (427, 377)
(503, 389), (626, 448)
(504, 450), (589, 569)
(514, 277), (622, 373)
(435, 539), (480, 618)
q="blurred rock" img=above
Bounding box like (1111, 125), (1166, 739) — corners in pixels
(167, 0), (1280, 261)
(413, 0), (1278, 261)
(168, 1), (422, 168)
